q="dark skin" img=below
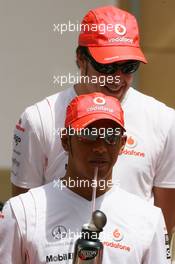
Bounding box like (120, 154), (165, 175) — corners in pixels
(12, 49), (175, 234)
(61, 120), (126, 200)
(153, 187), (175, 235)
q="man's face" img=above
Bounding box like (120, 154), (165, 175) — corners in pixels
(65, 119), (126, 182)
(76, 51), (134, 101)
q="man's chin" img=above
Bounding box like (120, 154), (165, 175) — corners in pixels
(100, 85), (128, 101)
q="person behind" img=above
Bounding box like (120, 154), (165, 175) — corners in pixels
(0, 92), (171, 263)
(11, 5), (175, 234)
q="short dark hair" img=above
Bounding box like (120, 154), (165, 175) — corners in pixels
(76, 45), (88, 56)
(76, 46), (88, 68)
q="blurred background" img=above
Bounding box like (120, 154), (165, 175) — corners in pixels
(0, 0), (175, 203)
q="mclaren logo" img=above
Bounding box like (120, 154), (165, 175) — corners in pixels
(52, 225), (67, 240)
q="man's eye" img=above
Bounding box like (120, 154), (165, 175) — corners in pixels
(107, 134), (119, 143)
(107, 135), (115, 141)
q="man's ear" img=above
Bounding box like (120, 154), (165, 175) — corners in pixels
(120, 134), (127, 152)
(61, 130), (69, 152)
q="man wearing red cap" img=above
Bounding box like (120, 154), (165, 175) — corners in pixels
(11, 6), (175, 234)
(0, 93), (171, 263)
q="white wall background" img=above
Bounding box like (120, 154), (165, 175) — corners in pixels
(0, 0), (117, 168)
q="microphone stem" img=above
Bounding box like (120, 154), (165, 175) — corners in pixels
(92, 167), (98, 213)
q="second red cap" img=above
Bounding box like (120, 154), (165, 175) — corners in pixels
(65, 92), (125, 131)
(79, 6), (147, 64)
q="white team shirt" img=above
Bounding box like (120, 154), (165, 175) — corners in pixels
(0, 182), (171, 263)
(11, 87), (175, 200)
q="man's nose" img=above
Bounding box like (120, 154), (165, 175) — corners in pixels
(105, 70), (122, 84)
(112, 69), (124, 78)
(92, 139), (108, 154)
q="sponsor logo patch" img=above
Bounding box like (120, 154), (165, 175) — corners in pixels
(126, 136), (137, 149)
(165, 233), (171, 259)
(12, 158), (20, 167)
(16, 118), (25, 132)
(52, 226), (67, 240)
(115, 24), (126, 36)
(14, 134), (21, 146)
(93, 97), (106, 106)
(103, 228), (130, 252)
(78, 248), (98, 260)
(113, 228), (124, 242)
(120, 135), (145, 158)
(46, 253), (73, 262)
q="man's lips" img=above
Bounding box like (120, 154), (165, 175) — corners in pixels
(90, 160), (108, 163)
(89, 159), (109, 167)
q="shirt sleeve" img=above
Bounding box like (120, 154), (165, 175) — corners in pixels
(143, 211), (171, 264)
(11, 106), (46, 188)
(154, 112), (175, 188)
(0, 202), (25, 264)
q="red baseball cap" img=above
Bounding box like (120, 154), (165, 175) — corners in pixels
(65, 92), (125, 131)
(79, 6), (147, 64)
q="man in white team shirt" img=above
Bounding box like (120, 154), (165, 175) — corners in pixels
(11, 6), (175, 234)
(1, 93), (171, 263)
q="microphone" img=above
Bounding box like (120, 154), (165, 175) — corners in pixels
(72, 167), (107, 264)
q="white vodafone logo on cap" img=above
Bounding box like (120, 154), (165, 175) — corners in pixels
(115, 24), (126, 36)
(93, 97), (106, 105)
